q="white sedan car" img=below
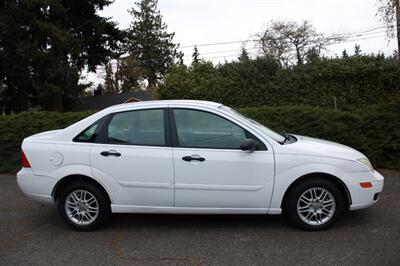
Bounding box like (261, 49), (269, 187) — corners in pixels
(17, 100), (384, 231)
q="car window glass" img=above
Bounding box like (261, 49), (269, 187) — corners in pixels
(74, 117), (106, 142)
(174, 109), (246, 149)
(108, 109), (165, 146)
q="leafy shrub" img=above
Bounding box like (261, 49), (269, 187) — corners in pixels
(240, 102), (400, 169)
(0, 103), (399, 173)
(0, 111), (94, 173)
(158, 55), (400, 110)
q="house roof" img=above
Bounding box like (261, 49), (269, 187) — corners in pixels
(72, 91), (152, 112)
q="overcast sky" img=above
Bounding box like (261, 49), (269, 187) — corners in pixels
(85, 0), (397, 84)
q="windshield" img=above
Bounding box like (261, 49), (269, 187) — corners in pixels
(219, 105), (286, 143)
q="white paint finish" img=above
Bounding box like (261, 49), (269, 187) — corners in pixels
(174, 183), (264, 191)
(118, 181), (173, 189)
(111, 205), (269, 214)
(22, 141), (91, 177)
(341, 170), (384, 207)
(16, 168), (55, 204)
(90, 144), (174, 207)
(17, 100), (384, 218)
(173, 148), (274, 208)
(49, 152), (63, 166)
(276, 134), (366, 162)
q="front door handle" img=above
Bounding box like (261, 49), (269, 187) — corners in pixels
(182, 155), (205, 162)
(101, 150), (121, 157)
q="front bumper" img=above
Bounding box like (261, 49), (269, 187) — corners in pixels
(344, 170), (384, 211)
(17, 168), (55, 204)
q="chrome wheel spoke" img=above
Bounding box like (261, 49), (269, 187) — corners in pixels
(83, 212), (91, 221)
(321, 208), (331, 216)
(310, 188), (317, 200)
(69, 209), (78, 216)
(316, 213), (322, 224)
(87, 197), (96, 205)
(70, 192), (79, 203)
(298, 205), (310, 212)
(319, 190), (327, 200)
(304, 211), (313, 221)
(300, 195), (311, 205)
(81, 191), (86, 201)
(65, 201), (76, 209)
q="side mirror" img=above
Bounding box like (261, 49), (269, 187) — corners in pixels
(240, 138), (258, 152)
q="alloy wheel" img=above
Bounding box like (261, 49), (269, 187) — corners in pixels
(64, 189), (99, 225)
(296, 187), (336, 226)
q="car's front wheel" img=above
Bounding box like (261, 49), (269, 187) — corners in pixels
(58, 181), (111, 231)
(284, 178), (345, 231)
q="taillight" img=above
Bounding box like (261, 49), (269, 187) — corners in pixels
(21, 151), (31, 168)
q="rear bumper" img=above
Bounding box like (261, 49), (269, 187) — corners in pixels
(345, 170), (384, 211)
(17, 168), (55, 204)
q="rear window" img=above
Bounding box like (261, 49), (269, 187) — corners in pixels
(73, 116), (107, 143)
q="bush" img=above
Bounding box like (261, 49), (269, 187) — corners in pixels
(158, 55), (400, 110)
(0, 103), (399, 173)
(0, 111), (94, 173)
(240, 102), (400, 169)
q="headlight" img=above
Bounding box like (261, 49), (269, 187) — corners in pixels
(357, 158), (374, 171)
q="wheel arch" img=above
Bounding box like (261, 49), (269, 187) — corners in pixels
(280, 172), (352, 210)
(52, 174), (112, 204)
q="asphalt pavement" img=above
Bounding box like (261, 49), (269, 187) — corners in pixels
(1, 169), (399, 266)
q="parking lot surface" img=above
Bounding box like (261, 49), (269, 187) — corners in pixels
(1, 169), (399, 266)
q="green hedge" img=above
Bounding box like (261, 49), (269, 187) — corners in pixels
(0, 111), (95, 173)
(0, 103), (399, 173)
(158, 56), (400, 111)
(241, 102), (400, 169)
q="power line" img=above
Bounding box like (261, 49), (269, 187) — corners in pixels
(180, 39), (257, 49)
(183, 47), (259, 58)
(342, 25), (386, 36)
(179, 25), (388, 50)
(195, 34), (390, 61)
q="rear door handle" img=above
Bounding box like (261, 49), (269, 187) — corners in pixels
(101, 150), (121, 157)
(182, 155), (205, 162)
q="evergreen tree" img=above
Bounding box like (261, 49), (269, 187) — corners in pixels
(116, 55), (144, 91)
(103, 62), (117, 94)
(342, 49), (349, 58)
(354, 44), (362, 56)
(238, 47), (250, 62)
(125, 0), (182, 92)
(192, 46), (200, 64)
(95, 84), (105, 95)
(0, 0), (123, 112)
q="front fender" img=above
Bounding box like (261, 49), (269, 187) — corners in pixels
(269, 158), (348, 212)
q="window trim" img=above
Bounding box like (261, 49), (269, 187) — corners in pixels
(95, 108), (172, 147)
(168, 108), (267, 151)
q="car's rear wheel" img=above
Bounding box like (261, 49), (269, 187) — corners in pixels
(58, 181), (110, 231)
(284, 178), (344, 231)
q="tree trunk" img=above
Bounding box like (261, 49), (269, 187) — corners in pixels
(295, 46), (303, 65)
(396, 0), (400, 62)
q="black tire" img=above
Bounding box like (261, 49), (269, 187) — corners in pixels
(284, 177), (345, 231)
(58, 181), (111, 231)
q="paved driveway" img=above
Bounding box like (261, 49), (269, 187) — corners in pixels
(1, 170), (399, 265)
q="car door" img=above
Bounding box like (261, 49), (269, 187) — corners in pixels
(90, 108), (174, 207)
(170, 108), (275, 209)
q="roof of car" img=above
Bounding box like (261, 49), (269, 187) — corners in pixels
(106, 100), (223, 112)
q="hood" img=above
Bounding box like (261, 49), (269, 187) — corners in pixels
(274, 134), (366, 161)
